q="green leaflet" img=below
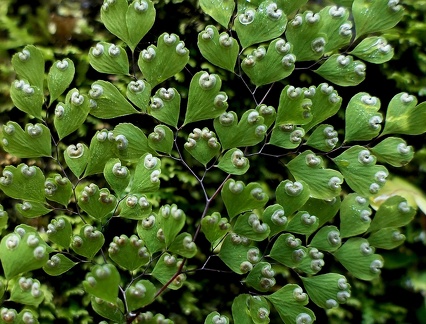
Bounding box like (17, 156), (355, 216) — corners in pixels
(103, 158), (131, 197)
(125, 280), (156, 312)
(315, 54), (366, 86)
(149, 87), (181, 127)
(46, 216), (73, 249)
(71, 225), (105, 259)
(168, 232), (197, 258)
(219, 234), (261, 275)
(370, 137), (414, 167)
(245, 262), (276, 293)
(339, 193), (372, 238)
(367, 195), (416, 233)
(344, 93), (382, 142)
(100, 0), (155, 51)
(241, 38), (295, 86)
(262, 204), (287, 237)
(205, 312), (230, 324)
(221, 179), (268, 218)
(89, 42), (129, 75)
(352, 0), (404, 39)
(214, 109), (267, 150)
(64, 143), (89, 178)
(148, 125), (174, 154)
(1, 122), (51, 158)
(200, 212), (231, 246)
(47, 58), (75, 106)
(275, 180), (310, 216)
(16, 200), (52, 218)
(88, 80), (138, 119)
(126, 79), (152, 113)
(286, 10), (326, 62)
(138, 33), (189, 87)
(320, 6), (352, 53)
(309, 226), (342, 252)
(301, 196), (341, 227)
(136, 213), (166, 254)
(198, 25), (239, 72)
(77, 183), (117, 220)
(11, 45), (44, 90)
(199, 0), (235, 27)
(275, 85), (313, 126)
(233, 212), (270, 241)
(184, 128), (221, 166)
(301, 274), (351, 309)
(118, 194), (152, 220)
(184, 71), (228, 125)
(0, 164), (45, 202)
(350, 36), (394, 64)
(235, 1), (287, 49)
(108, 234), (150, 271)
(302, 83), (342, 132)
(10, 80), (44, 119)
(130, 153), (162, 194)
(54, 89), (90, 140)
(333, 146), (388, 197)
(151, 253), (185, 290)
(43, 254), (77, 276)
(0, 226), (51, 279)
(286, 151), (343, 199)
(367, 227), (406, 250)
(91, 296), (125, 323)
(306, 124), (339, 152)
(83, 264), (120, 304)
(10, 277), (44, 307)
(382, 92), (426, 136)
(266, 284), (316, 324)
(333, 237), (384, 280)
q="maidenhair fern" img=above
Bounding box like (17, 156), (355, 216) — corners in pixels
(0, 0), (422, 323)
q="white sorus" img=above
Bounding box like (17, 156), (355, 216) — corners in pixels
(293, 287), (307, 302)
(271, 209), (287, 226)
(329, 6), (346, 17)
(26, 124), (43, 137)
(56, 59), (69, 70)
(144, 154), (158, 169)
(141, 47), (156, 61)
(339, 22), (352, 37)
(175, 41), (187, 55)
(21, 165), (36, 178)
(71, 91), (84, 105)
(219, 33), (233, 47)
(129, 80), (145, 93)
(201, 27), (214, 40)
(134, 0), (148, 12)
(328, 231), (341, 246)
(163, 33), (177, 45)
(112, 162), (128, 177)
(285, 181), (303, 196)
(358, 149), (374, 164)
(370, 259), (383, 274)
(92, 43), (104, 56)
(306, 11), (320, 24)
(231, 150), (248, 168)
(18, 49), (30, 61)
(239, 9), (255, 25)
(305, 153), (321, 167)
(198, 72), (217, 90)
(311, 37), (326, 53)
(159, 87), (175, 100)
(266, 3), (282, 20)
